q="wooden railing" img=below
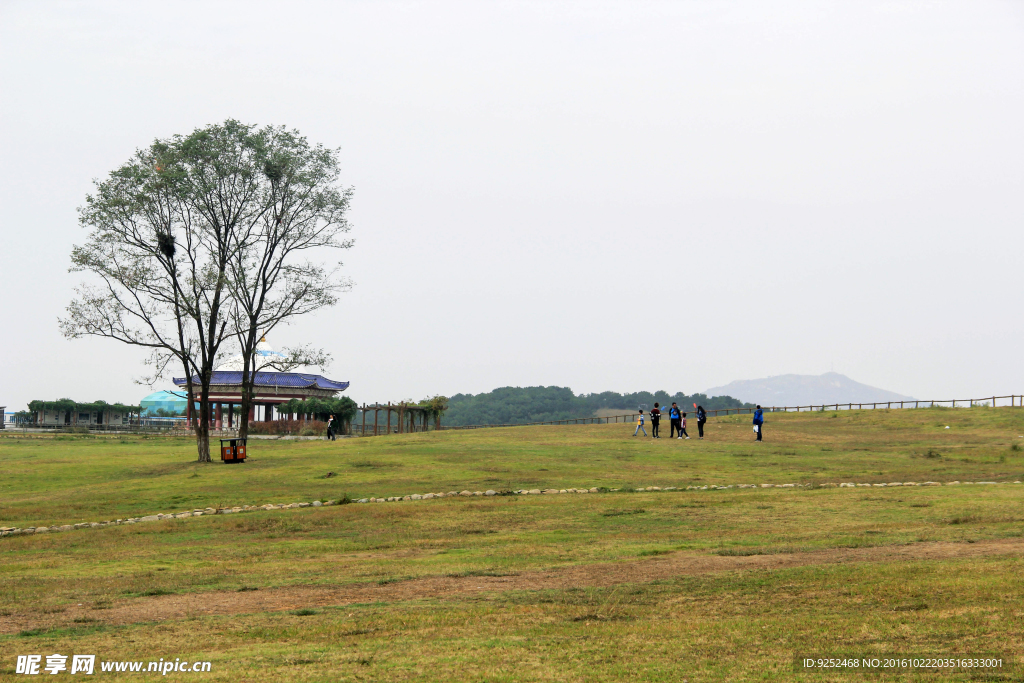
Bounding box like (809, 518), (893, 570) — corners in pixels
(380, 394), (1020, 434)
(732, 394), (1024, 414)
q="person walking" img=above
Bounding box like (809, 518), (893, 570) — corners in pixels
(326, 414), (336, 441)
(753, 405), (764, 442)
(668, 402), (682, 438)
(696, 405), (707, 439)
(650, 403), (662, 438)
(678, 412), (690, 439)
(633, 409), (648, 437)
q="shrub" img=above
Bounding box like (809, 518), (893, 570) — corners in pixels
(247, 419), (326, 436)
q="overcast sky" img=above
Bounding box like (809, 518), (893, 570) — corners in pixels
(1, 0), (1022, 411)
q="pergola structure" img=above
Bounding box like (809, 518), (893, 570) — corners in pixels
(356, 402), (436, 436)
(173, 371), (350, 430)
(26, 400), (142, 428)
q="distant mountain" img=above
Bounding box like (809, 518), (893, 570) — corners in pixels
(705, 373), (914, 407)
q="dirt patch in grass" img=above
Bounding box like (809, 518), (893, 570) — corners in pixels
(3, 537), (1022, 634)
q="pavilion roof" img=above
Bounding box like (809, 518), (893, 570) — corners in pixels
(172, 371), (349, 392)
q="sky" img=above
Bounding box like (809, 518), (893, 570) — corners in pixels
(1, 0), (1022, 411)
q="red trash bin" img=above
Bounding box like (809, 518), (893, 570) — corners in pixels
(220, 438), (247, 463)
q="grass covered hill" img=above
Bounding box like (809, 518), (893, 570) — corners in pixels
(442, 385), (751, 426)
(2, 407), (1023, 681)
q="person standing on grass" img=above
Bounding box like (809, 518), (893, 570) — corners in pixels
(633, 409), (648, 437)
(669, 402), (682, 438)
(650, 403), (662, 438)
(678, 412), (690, 439)
(326, 414), (336, 441)
(696, 405), (707, 439)
(753, 405), (764, 442)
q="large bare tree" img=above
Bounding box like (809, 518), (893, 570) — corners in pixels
(226, 126), (353, 438)
(62, 121), (273, 461)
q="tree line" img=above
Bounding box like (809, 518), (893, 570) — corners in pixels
(441, 386), (751, 426)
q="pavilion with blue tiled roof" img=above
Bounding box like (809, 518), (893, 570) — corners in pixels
(180, 371), (350, 393)
(171, 338), (349, 429)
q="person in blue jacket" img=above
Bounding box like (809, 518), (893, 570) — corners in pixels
(668, 402), (682, 438)
(753, 405), (764, 442)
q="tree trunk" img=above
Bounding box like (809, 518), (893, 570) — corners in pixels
(196, 423), (210, 462)
(195, 378), (212, 462)
(237, 348), (255, 439)
(181, 357), (204, 459)
(238, 382), (251, 439)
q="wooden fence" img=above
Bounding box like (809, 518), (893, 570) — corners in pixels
(727, 394), (1024, 415)
(353, 394), (1024, 435)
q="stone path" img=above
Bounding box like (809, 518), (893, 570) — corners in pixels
(2, 480), (1020, 539)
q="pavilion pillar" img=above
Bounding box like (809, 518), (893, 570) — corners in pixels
(387, 402), (392, 434)
(361, 404), (366, 437)
(374, 406), (379, 436)
(215, 403), (222, 431)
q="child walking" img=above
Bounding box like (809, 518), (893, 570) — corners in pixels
(677, 412), (690, 439)
(650, 403), (662, 438)
(633, 409), (648, 437)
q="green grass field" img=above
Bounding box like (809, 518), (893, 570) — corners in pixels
(1, 408), (1022, 681)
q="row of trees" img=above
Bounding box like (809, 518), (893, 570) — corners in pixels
(442, 386), (752, 426)
(61, 120), (353, 461)
(278, 396), (359, 425)
(27, 398), (142, 415)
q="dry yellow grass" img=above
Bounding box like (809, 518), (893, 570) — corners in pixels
(1, 407), (1022, 680)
